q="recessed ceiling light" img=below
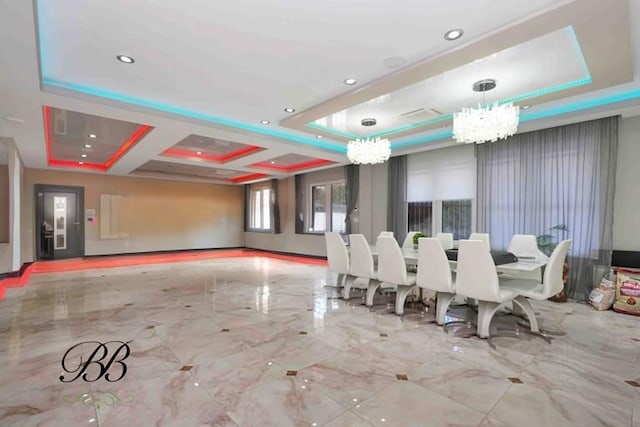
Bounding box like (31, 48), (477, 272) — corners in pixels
(270, 161), (276, 164)
(116, 55), (135, 64)
(343, 78), (357, 85)
(196, 151), (202, 155)
(81, 154), (87, 158)
(316, 135), (323, 139)
(260, 120), (270, 125)
(84, 144), (92, 148)
(284, 107), (295, 113)
(444, 29), (464, 41)
(522, 105), (532, 110)
(88, 133), (97, 139)
(78, 161), (84, 165)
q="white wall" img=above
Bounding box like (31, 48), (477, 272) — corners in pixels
(613, 115), (640, 250)
(6, 141), (22, 272)
(0, 165), (9, 242)
(356, 163), (389, 243)
(0, 141), (10, 273)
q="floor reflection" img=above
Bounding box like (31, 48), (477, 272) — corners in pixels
(0, 257), (637, 427)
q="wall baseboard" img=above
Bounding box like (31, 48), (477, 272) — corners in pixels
(0, 262), (34, 300)
(82, 246), (246, 259)
(246, 247), (327, 261)
(83, 246), (328, 261)
(0, 262), (33, 279)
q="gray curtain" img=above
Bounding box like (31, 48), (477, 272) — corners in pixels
(476, 116), (618, 299)
(243, 184), (250, 232)
(294, 174), (305, 234)
(270, 179), (281, 234)
(345, 164), (359, 234)
(387, 155), (408, 245)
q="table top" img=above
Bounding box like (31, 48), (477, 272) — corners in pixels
(367, 246), (546, 273)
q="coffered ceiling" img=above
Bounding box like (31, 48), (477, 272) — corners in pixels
(0, 0), (638, 184)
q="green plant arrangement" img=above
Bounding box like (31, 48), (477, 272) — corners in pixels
(412, 232), (427, 246)
(537, 224), (569, 302)
(536, 224), (569, 256)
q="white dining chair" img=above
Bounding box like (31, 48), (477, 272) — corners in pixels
(501, 240), (571, 301)
(504, 234), (549, 281)
(455, 240), (539, 338)
(469, 233), (491, 250)
(416, 238), (456, 325)
(402, 231), (419, 249)
(436, 233), (454, 250)
(376, 236), (417, 315)
(347, 234), (390, 306)
(507, 234), (548, 261)
(324, 232), (352, 289)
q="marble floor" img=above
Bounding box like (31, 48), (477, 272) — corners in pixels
(0, 256), (638, 426)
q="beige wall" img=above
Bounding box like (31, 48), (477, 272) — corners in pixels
(0, 165), (8, 243)
(0, 244), (9, 273)
(21, 169), (244, 261)
(613, 116), (640, 250)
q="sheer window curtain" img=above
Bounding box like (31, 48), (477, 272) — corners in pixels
(243, 184), (250, 232)
(387, 155), (408, 245)
(345, 164), (359, 234)
(294, 174), (304, 234)
(270, 179), (281, 234)
(476, 116), (618, 299)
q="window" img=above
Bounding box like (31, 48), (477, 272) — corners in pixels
(407, 144), (475, 240)
(408, 201), (433, 237)
(408, 199), (472, 240)
(442, 199), (472, 240)
(294, 165), (347, 235)
(309, 181), (346, 233)
(249, 187), (271, 230)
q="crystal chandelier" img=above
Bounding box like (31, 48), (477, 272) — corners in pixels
(346, 117), (391, 164)
(453, 79), (520, 144)
(347, 137), (391, 164)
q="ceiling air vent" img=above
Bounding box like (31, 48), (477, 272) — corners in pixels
(399, 107), (442, 124)
(53, 109), (67, 135)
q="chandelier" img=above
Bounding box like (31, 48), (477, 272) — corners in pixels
(346, 117), (391, 164)
(453, 79), (520, 144)
(347, 137), (391, 164)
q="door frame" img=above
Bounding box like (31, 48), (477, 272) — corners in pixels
(34, 184), (85, 260)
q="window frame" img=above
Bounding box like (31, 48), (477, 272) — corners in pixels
(408, 198), (476, 241)
(248, 184), (273, 232)
(306, 179), (346, 234)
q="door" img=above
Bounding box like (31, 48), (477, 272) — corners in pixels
(35, 185), (84, 260)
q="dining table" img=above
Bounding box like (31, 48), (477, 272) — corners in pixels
(368, 246), (547, 275)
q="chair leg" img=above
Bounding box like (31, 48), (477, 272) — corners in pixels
(477, 301), (502, 339)
(366, 279), (381, 306)
(395, 285), (415, 315)
(435, 292), (456, 325)
(512, 296), (539, 333)
(342, 275), (356, 299)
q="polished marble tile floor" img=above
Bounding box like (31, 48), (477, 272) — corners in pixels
(0, 256), (638, 426)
